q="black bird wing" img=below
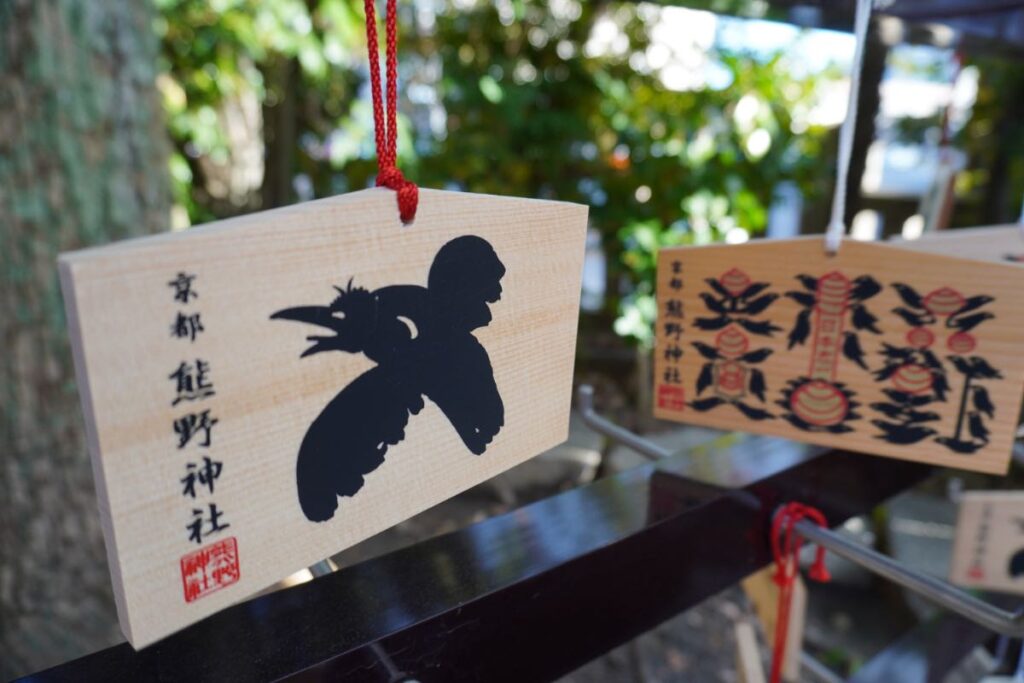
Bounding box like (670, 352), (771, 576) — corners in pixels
(968, 412), (990, 442)
(952, 312), (993, 332)
(842, 331), (868, 369)
(296, 364), (424, 522)
(892, 307), (925, 327)
(421, 334), (504, 455)
(893, 283), (924, 309)
(871, 419), (934, 444)
(973, 386), (995, 418)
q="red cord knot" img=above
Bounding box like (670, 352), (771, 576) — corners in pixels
(376, 166), (418, 224)
(771, 501), (830, 584)
(768, 501), (831, 683)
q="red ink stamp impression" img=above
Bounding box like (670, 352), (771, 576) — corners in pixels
(180, 536), (240, 603)
(657, 385), (685, 412)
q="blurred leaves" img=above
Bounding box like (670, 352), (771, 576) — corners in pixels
(156, 0), (364, 221)
(413, 2), (836, 344)
(155, 0), (839, 344)
(953, 56), (1024, 222)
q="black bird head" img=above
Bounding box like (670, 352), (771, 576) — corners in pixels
(329, 279), (376, 323)
(271, 278), (378, 357)
(428, 235), (506, 330)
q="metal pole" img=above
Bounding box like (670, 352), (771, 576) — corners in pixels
(577, 385), (669, 461)
(795, 519), (1024, 637)
(800, 651), (846, 683)
(577, 383), (1024, 639)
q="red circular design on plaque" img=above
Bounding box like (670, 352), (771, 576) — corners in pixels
(892, 363), (933, 394)
(923, 287), (965, 316)
(906, 326), (934, 349)
(948, 332), (976, 354)
(717, 361), (745, 392)
(719, 268), (751, 297)
(715, 326), (749, 359)
(789, 380), (848, 427)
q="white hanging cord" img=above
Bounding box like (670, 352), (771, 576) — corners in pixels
(825, 0), (874, 255)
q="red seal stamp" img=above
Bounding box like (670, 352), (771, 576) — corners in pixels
(657, 384), (685, 412)
(180, 536), (240, 603)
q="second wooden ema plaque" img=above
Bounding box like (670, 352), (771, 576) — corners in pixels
(950, 490), (1024, 595)
(653, 237), (1024, 473)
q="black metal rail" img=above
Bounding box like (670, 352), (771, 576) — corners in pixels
(580, 386), (1024, 640)
(22, 428), (930, 682)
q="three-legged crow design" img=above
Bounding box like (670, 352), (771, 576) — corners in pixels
(272, 235), (506, 522)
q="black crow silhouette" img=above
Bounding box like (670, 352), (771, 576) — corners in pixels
(967, 413), (990, 444)
(871, 419), (936, 444)
(892, 282), (925, 309)
(958, 295), (995, 316)
(934, 436), (982, 454)
(950, 312), (995, 332)
(272, 235), (506, 522)
(796, 274), (818, 292)
(842, 331), (868, 369)
(973, 385), (995, 419)
(891, 306), (927, 327)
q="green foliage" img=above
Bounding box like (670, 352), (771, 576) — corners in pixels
(614, 219), (691, 346)
(155, 0), (839, 345)
(891, 113), (943, 145)
(953, 56), (1024, 222)
(412, 3), (837, 344)
(155, 0), (364, 221)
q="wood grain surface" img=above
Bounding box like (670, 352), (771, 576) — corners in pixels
(654, 238), (1024, 474)
(889, 224), (1024, 263)
(59, 187), (587, 647)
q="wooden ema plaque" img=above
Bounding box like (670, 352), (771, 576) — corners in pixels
(950, 491), (1024, 595)
(741, 565), (805, 682)
(890, 224), (1024, 264)
(59, 188), (587, 647)
(653, 238), (1024, 473)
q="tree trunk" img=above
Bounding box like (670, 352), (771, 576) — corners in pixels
(0, 0), (170, 677)
(261, 56), (300, 210)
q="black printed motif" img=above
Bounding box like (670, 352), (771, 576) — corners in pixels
(688, 326), (775, 421)
(272, 236), (506, 522)
(694, 268), (781, 337)
(777, 272), (880, 433)
(682, 269), (780, 419)
(784, 273), (881, 360)
(870, 284), (1000, 454)
(938, 356), (1001, 453)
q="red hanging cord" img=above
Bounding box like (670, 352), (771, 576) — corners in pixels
(768, 503), (831, 683)
(363, 0), (418, 223)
